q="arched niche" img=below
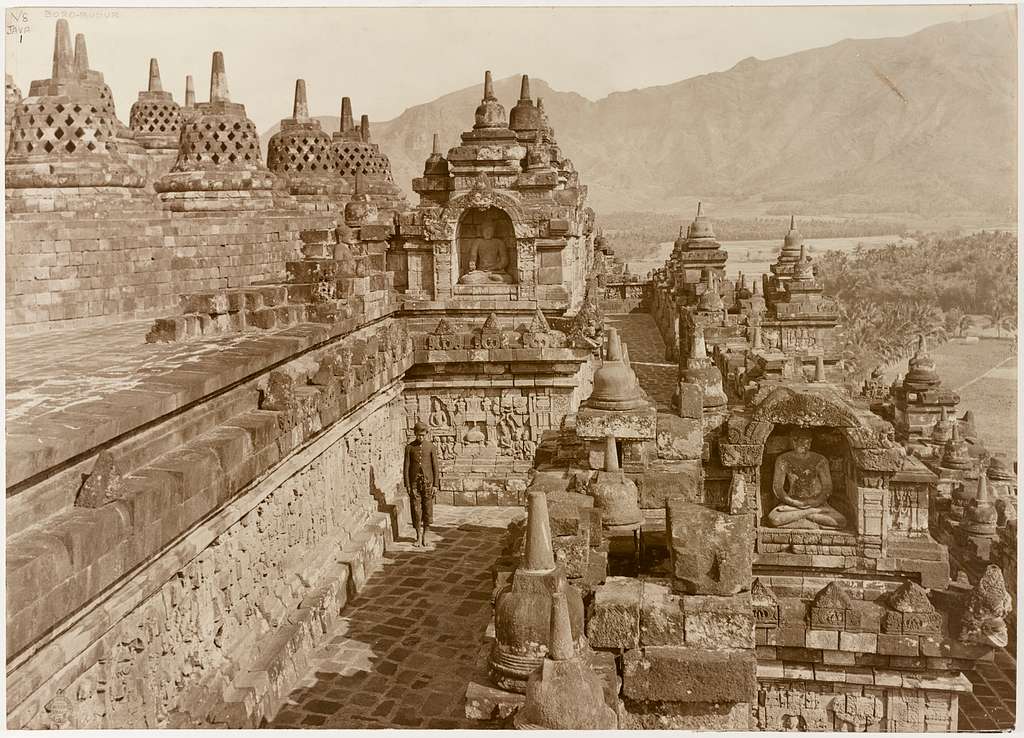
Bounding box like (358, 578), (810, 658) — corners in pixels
(758, 423), (855, 531)
(456, 207), (517, 285)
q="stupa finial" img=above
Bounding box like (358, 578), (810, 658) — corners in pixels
(52, 20), (74, 81)
(184, 75), (195, 107)
(519, 73), (532, 101)
(483, 70), (495, 100)
(432, 132), (441, 155)
(73, 33), (89, 76)
(604, 435), (620, 473)
(340, 96), (353, 132)
(209, 51), (230, 103)
(148, 58), (163, 93)
(523, 490), (556, 571)
(292, 79), (308, 119)
(360, 114), (370, 142)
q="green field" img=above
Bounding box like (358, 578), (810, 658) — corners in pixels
(884, 339), (1017, 461)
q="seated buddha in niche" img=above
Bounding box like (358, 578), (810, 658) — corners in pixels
(766, 429), (847, 530)
(459, 221), (514, 284)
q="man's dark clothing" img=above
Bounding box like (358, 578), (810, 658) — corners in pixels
(404, 439), (440, 528)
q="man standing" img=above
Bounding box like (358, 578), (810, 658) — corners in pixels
(404, 420), (440, 547)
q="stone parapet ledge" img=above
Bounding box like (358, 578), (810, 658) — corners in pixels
(6, 298), (402, 491)
(6, 324), (412, 665)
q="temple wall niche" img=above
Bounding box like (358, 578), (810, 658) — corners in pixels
(5, 210), (336, 335)
(758, 424), (854, 530)
(12, 395), (405, 730)
(455, 206), (518, 285)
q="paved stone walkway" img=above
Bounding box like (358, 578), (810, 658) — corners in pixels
(959, 626), (1017, 731)
(266, 505), (524, 729)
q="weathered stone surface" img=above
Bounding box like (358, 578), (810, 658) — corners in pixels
(718, 443), (763, 467)
(639, 579), (686, 647)
(575, 406), (657, 441)
(619, 699), (751, 730)
(666, 499), (753, 595)
(682, 593), (754, 649)
(655, 413), (702, 460)
(587, 576), (641, 649)
(622, 646), (756, 703)
(75, 451), (127, 508)
(637, 464), (702, 508)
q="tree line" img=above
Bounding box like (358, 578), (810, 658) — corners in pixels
(815, 231), (1018, 379)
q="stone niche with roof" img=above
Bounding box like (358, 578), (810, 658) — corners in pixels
(392, 72), (602, 504)
(393, 72), (593, 312)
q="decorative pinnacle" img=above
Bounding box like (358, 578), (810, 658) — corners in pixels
(537, 97), (546, 112)
(52, 20), (73, 81)
(209, 51), (230, 103)
(678, 226), (685, 238)
(917, 334), (928, 355)
(814, 355), (826, 382)
(799, 242), (807, 261)
(292, 79), (308, 119)
(360, 114), (370, 142)
(692, 327), (708, 360)
(340, 96), (353, 132)
(73, 33), (89, 75)
(548, 591), (575, 661)
(605, 327), (623, 362)
(483, 70), (495, 100)
(148, 58), (163, 93)
(604, 435), (620, 473)
(431, 132), (441, 155)
(519, 74), (532, 101)
(523, 490), (556, 572)
(977, 466), (991, 502)
(696, 200), (704, 217)
(790, 214), (796, 230)
(184, 75), (195, 107)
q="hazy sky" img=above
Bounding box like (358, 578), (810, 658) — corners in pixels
(4, 4), (1014, 134)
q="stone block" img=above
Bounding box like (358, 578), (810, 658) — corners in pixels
(575, 406), (657, 442)
(622, 646), (756, 703)
(552, 534), (589, 579)
(619, 699), (751, 731)
(587, 576), (642, 649)
(638, 464), (703, 508)
(805, 628), (840, 650)
(666, 499), (752, 596)
(876, 633), (919, 657)
(639, 579), (686, 647)
(655, 414), (703, 460)
(464, 681), (524, 721)
(675, 383), (704, 420)
(682, 593), (754, 649)
(839, 630), (877, 653)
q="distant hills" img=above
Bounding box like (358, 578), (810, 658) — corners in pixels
(264, 13), (1016, 218)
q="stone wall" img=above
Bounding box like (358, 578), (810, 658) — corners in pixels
(5, 206), (334, 335)
(9, 389), (405, 730)
(755, 680), (958, 732)
(7, 307), (414, 728)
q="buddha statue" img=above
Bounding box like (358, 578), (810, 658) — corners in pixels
(459, 221), (514, 284)
(766, 430), (847, 530)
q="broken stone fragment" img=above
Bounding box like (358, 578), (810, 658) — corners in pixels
(75, 450), (127, 508)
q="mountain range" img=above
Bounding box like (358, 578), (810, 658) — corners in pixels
(264, 12), (1017, 218)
